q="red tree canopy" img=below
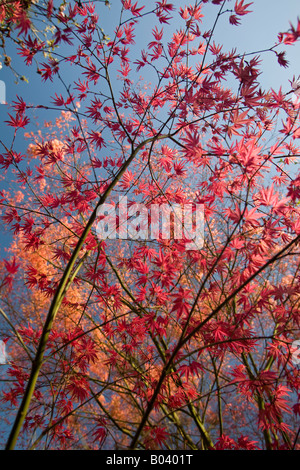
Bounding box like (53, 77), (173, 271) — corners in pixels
(0, 0), (300, 451)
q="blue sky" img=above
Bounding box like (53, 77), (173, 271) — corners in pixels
(0, 1), (299, 113)
(1, 0), (299, 106)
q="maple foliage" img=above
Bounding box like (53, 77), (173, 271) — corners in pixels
(0, 0), (300, 451)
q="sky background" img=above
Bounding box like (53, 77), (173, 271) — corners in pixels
(0, 0), (299, 254)
(1, 1), (300, 107)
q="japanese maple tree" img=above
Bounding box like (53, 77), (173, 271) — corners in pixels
(0, 0), (300, 450)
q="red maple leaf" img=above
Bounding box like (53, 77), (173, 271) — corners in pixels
(145, 426), (170, 449)
(15, 11), (31, 36)
(276, 51), (289, 68)
(178, 361), (203, 381)
(171, 287), (192, 319)
(234, 1), (253, 16)
(66, 375), (89, 402)
(4, 257), (20, 275)
(229, 15), (241, 26)
(5, 113), (30, 129)
(92, 426), (107, 445)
